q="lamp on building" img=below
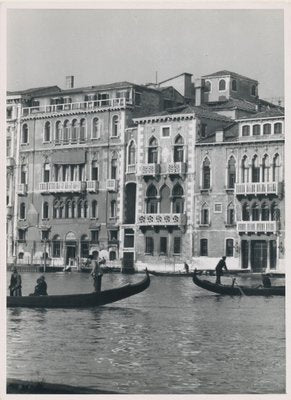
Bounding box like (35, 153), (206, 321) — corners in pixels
(278, 242), (284, 254)
(234, 241), (240, 253)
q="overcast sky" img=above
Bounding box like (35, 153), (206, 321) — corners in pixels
(7, 9), (284, 100)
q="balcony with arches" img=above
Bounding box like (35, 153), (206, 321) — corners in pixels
(237, 201), (280, 234)
(139, 137), (160, 177)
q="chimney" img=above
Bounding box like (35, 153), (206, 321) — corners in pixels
(195, 78), (203, 106)
(215, 130), (224, 142)
(66, 75), (74, 89)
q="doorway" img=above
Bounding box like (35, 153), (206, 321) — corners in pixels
(122, 252), (134, 273)
(251, 241), (267, 272)
(66, 244), (76, 266)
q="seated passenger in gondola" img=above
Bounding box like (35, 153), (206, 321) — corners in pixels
(262, 274), (271, 288)
(30, 276), (48, 296)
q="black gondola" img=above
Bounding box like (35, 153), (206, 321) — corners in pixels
(7, 272), (150, 308)
(148, 270), (193, 277)
(192, 270), (285, 296)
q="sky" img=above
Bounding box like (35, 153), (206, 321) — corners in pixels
(7, 9), (284, 100)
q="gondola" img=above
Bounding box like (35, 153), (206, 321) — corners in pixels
(192, 270), (285, 296)
(80, 266), (121, 273)
(148, 270), (194, 277)
(7, 272), (150, 308)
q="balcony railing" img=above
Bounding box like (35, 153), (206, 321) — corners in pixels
(37, 181), (85, 193)
(137, 213), (187, 226)
(235, 182), (278, 196)
(17, 184), (27, 195)
(237, 221), (277, 233)
(106, 179), (117, 192)
(167, 162), (186, 175)
(127, 165), (136, 174)
(22, 97), (129, 116)
(87, 180), (99, 192)
(139, 163), (160, 176)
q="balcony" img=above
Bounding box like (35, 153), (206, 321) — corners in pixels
(17, 184), (27, 195)
(87, 180), (99, 193)
(6, 157), (15, 167)
(167, 162), (186, 175)
(44, 181), (85, 193)
(137, 213), (187, 227)
(22, 97), (129, 116)
(237, 221), (277, 234)
(106, 179), (117, 192)
(139, 163), (160, 176)
(127, 165), (136, 174)
(235, 182), (278, 196)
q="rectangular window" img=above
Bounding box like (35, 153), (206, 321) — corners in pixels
(135, 92), (141, 106)
(227, 209), (235, 225)
(201, 209), (209, 225)
(160, 237), (167, 254)
(161, 127), (170, 137)
(52, 241), (60, 258)
(173, 237), (181, 254)
(7, 107), (12, 119)
(42, 231), (49, 240)
(18, 229), (26, 241)
(92, 162), (98, 181)
(200, 239), (208, 256)
(201, 124), (207, 138)
(226, 239), (234, 257)
(214, 203), (222, 213)
(81, 242), (89, 258)
(145, 237), (154, 255)
(124, 229), (134, 248)
(91, 230), (99, 244)
(110, 230), (118, 241)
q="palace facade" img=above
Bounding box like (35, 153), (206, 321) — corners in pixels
(6, 71), (284, 273)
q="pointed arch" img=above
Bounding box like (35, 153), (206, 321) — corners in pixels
(202, 156), (211, 189)
(272, 153), (280, 182)
(262, 154), (270, 182)
(242, 202), (250, 221)
(201, 202), (210, 225)
(241, 155), (249, 183)
(172, 183), (184, 213)
(71, 119), (78, 142)
(127, 140), (136, 166)
(146, 184), (158, 213)
(148, 136), (158, 164)
(226, 202), (235, 225)
(227, 156), (236, 189)
(173, 134), (184, 162)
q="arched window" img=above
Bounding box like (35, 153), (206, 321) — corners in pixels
(242, 203), (250, 221)
(111, 154), (118, 179)
(63, 120), (70, 143)
(173, 135), (184, 162)
(226, 239), (234, 257)
(227, 203), (235, 225)
(272, 154), (280, 182)
(55, 121), (62, 144)
(227, 157), (236, 189)
(148, 137), (158, 164)
(201, 203), (209, 225)
(202, 158), (211, 189)
(92, 200), (98, 218)
(252, 155), (260, 183)
(20, 202), (26, 219)
(91, 161), (98, 181)
(271, 202), (280, 221)
(43, 202), (49, 219)
(205, 80), (211, 92)
(44, 121), (51, 142)
(274, 122), (282, 134)
(65, 200), (70, 218)
(77, 201), (82, 218)
(53, 200), (58, 219)
(110, 200), (116, 218)
(80, 234), (89, 258)
(71, 201), (76, 219)
(20, 164), (27, 184)
(251, 202), (260, 221)
(261, 202), (269, 221)
(262, 155), (270, 182)
(22, 124), (28, 144)
(92, 117), (100, 139)
(219, 79), (226, 91)
(84, 201), (88, 218)
(146, 185), (158, 213)
(71, 119), (78, 142)
(52, 235), (61, 258)
(242, 125), (250, 136)
(253, 124), (261, 136)
(251, 85), (257, 96)
(18, 252), (24, 260)
(128, 141), (136, 165)
(43, 163), (50, 182)
(263, 123), (271, 135)
(112, 115), (119, 137)
(172, 184), (184, 213)
(80, 118), (86, 142)
(241, 156), (249, 183)
(231, 80), (237, 91)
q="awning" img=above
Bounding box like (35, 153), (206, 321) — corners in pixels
(52, 149), (85, 165)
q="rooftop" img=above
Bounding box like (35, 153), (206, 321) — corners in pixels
(202, 70), (258, 83)
(238, 108), (284, 120)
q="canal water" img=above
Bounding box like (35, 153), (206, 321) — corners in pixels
(7, 272), (285, 394)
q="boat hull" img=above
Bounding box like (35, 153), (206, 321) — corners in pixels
(148, 270), (193, 277)
(192, 271), (285, 296)
(7, 273), (150, 308)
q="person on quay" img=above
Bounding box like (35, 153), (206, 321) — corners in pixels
(9, 266), (22, 296)
(215, 256), (228, 284)
(90, 251), (106, 292)
(184, 262), (190, 274)
(262, 274), (271, 288)
(33, 275), (48, 296)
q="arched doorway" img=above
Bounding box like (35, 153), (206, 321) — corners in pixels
(65, 231), (77, 266)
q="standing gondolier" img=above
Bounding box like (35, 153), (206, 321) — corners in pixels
(215, 256), (228, 284)
(90, 251), (106, 292)
(9, 266), (22, 296)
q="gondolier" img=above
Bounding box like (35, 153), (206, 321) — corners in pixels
(90, 251), (106, 292)
(9, 267), (22, 297)
(215, 256), (228, 284)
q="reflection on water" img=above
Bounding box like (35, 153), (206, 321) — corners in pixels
(7, 272), (285, 394)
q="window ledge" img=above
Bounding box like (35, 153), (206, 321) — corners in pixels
(225, 224), (236, 228)
(200, 188), (211, 194)
(199, 224), (210, 227)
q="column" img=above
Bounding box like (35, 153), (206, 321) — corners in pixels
(248, 239), (251, 269)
